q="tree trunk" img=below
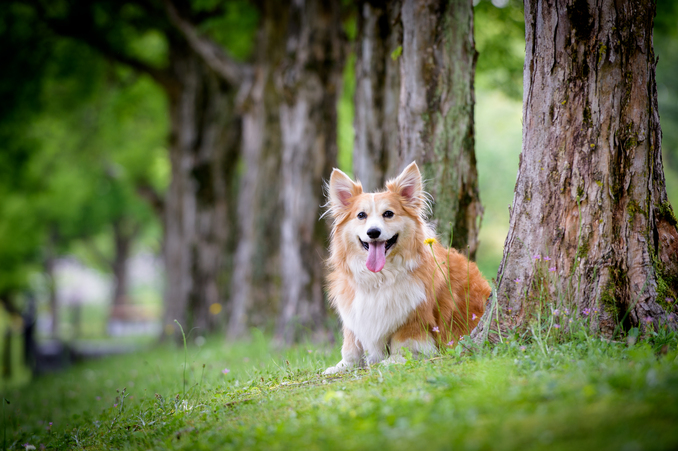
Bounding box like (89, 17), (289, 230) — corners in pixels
(163, 44), (241, 336)
(399, 0), (481, 255)
(227, 0), (287, 339)
(45, 230), (58, 338)
(275, 0), (345, 344)
(110, 219), (135, 313)
(474, 0), (678, 343)
(2, 327), (11, 380)
(353, 0), (482, 257)
(352, 0), (402, 192)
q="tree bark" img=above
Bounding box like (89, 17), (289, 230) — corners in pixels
(352, 0), (402, 192)
(399, 0), (481, 255)
(110, 219), (136, 313)
(353, 0), (483, 257)
(162, 43), (241, 335)
(274, 0), (345, 344)
(474, 0), (678, 343)
(227, 0), (287, 339)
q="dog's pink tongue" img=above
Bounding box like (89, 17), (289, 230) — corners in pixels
(366, 241), (386, 272)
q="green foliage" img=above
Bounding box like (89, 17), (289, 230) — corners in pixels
(337, 53), (355, 176)
(196, 0), (259, 61)
(474, 0), (525, 99)
(655, 0), (678, 204)
(0, 7), (169, 295)
(0, 4), (58, 293)
(3, 329), (678, 450)
(474, 90), (522, 278)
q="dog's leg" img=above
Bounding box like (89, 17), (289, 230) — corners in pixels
(384, 328), (437, 365)
(364, 341), (388, 366)
(323, 328), (364, 375)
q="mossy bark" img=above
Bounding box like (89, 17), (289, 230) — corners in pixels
(353, 0), (482, 257)
(473, 0), (678, 343)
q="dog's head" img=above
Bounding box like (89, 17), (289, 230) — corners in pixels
(326, 162), (427, 273)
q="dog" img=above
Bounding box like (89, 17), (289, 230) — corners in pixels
(323, 162), (491, 374)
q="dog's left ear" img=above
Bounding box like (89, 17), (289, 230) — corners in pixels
(327, 168), (363, 216)
(387, 162), (424, 211)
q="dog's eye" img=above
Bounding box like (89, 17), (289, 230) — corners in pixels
(357, 212), (367, 220)
(383, 210), (394, 219)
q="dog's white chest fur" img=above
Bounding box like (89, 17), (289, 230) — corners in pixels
(340, 256), (426, 350)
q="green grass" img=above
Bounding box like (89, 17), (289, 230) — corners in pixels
(3, 325), (678, 450)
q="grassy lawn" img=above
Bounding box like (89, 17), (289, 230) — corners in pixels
(3, 328), (678, 450)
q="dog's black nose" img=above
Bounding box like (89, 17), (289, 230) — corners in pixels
(367, 228), (381, 239)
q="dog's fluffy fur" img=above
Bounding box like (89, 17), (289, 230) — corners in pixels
(323, 162), (491, 374)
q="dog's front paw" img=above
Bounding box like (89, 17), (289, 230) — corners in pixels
(322, 359), (354, 375)
(381, 355), (407, 365)
(323, 365), (343, 375)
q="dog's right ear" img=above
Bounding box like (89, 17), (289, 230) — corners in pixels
(327, 168), (362, 216)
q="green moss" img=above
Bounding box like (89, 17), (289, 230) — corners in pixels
(626, 199), (646, 224)
(390, 45), (402, 61)
(576, 185), (585, 199)
(652, 252), (678, 309)
(576, 233), (590, 260)
(583, 105), (592, 127)
(600, 282), (619, 318)
(656, 276), (674, 308)
(600, 267), (629, 322)
(598, 44), (608, 66)
(657, 201), (678, 226)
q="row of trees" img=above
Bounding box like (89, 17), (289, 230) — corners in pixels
(2, 0), (677, 344)
(3, 0), (487, 342)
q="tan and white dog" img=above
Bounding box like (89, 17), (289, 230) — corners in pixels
(323, 162), (491, 374)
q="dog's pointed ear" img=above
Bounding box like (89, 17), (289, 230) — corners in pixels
(328, 168), (362, 215)
(387, 162), (424, 210)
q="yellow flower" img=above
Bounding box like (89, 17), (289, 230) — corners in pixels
(424, 238), (436, 246)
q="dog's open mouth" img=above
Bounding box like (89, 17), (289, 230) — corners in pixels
(359, 234), (398, 273)
(358, 234), (398, 251)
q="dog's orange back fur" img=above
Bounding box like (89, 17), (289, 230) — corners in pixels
(323, 162), (491, 373)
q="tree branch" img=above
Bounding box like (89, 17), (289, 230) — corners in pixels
(29, 0), (178, 93)
(84, 239), (114, 271)
(162, 0), (250, 86)
(136, 183), (166, 218)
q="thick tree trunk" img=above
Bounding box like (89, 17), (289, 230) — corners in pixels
(274, 0), (345, 343)
(352, 0), (402, 192)
(353, 0), (482, 257)
(474, 0), (678, 343)
(227, 0), (287, 339)
(163, 45), (241, 335)
(399, 0), (481, 255)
